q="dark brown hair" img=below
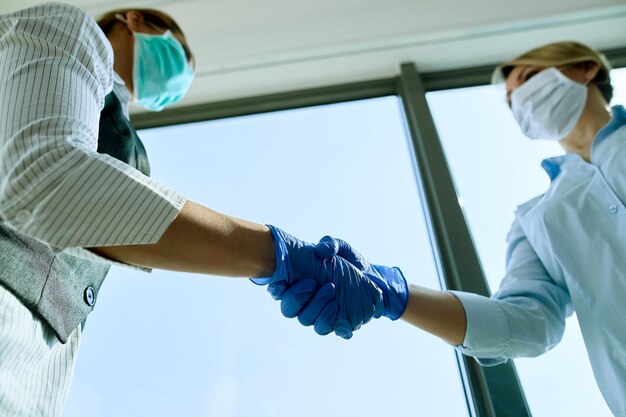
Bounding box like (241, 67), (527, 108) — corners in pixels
(97, 9), (193, 64)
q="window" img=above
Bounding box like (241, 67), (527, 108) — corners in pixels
(425, 67), (626, 417)
(64, 97), (468, 417)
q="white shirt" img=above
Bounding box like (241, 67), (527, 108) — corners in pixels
(112, 72), (132, 120)
(0, 3), (186, 267)
(453, 106), (626, 417)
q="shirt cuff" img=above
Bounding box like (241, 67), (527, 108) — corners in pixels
(449, 291), (511, 360)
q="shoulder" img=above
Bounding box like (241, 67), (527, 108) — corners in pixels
(3, 2), (90, 22)
(505, 194), (544, 244)
(1, 2), (114, 102)
(4, 2), (110, 52)
(1, 3), (95, 32)
(516, 194), (544, 216)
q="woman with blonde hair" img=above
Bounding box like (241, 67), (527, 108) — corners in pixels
(283, 41), (626, 416)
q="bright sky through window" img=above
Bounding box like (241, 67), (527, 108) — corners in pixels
(64, 96), (468, 417)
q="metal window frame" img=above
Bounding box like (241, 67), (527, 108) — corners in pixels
(131, 46), (626, 416)
(398, 62), (530, 417)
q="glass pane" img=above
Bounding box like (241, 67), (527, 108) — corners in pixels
(426, 67), (626, 417)
(63, 97), (468, 417)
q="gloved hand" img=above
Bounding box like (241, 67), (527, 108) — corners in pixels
(251, 226), (385, 339)
(314, 236), (409, 320)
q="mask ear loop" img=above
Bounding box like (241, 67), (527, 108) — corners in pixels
(558, 63), (594, 87)
(115, 13), (128, 24)
(115, 13), (163, 33)
(114, 13), (135, 35)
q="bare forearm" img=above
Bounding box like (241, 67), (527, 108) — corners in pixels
(400, 284), (467, 345)
(90, 201), (276, 277)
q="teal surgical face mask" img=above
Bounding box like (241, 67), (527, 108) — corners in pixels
(117, 15), (194, 111)
(133, 31), (194, 111)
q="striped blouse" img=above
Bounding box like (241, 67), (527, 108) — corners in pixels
(0, 2), (187, 268)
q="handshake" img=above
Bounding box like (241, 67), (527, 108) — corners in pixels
(252, 225), (408, 339)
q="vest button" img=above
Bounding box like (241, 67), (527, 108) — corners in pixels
(84, 287), (96, 306)
(15, 210), (31, 223)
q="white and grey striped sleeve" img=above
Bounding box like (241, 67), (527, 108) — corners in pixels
(0, 3), (187, 265)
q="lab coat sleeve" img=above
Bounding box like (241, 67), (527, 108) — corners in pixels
(450, 216), (573, 366)
(0, 3), (186, 262)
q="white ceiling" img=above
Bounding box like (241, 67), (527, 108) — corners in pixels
(2, 0), (626, 112)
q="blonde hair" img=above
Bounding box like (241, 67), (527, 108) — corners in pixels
(492, 41), (613, 102)
(97, 9), (193, 64)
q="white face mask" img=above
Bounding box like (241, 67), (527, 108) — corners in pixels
(511, 67), (588, 141)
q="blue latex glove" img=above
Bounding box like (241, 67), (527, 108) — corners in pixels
(315, 236), (409, 320)
(251, 226), (384, 339)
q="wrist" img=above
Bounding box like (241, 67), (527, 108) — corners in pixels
(256, 225), (277, 277)
(250, 225), (284, 284)
(371, 265), (409, 320)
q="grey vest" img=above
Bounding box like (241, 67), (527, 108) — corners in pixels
(0, 92), (150, 343)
